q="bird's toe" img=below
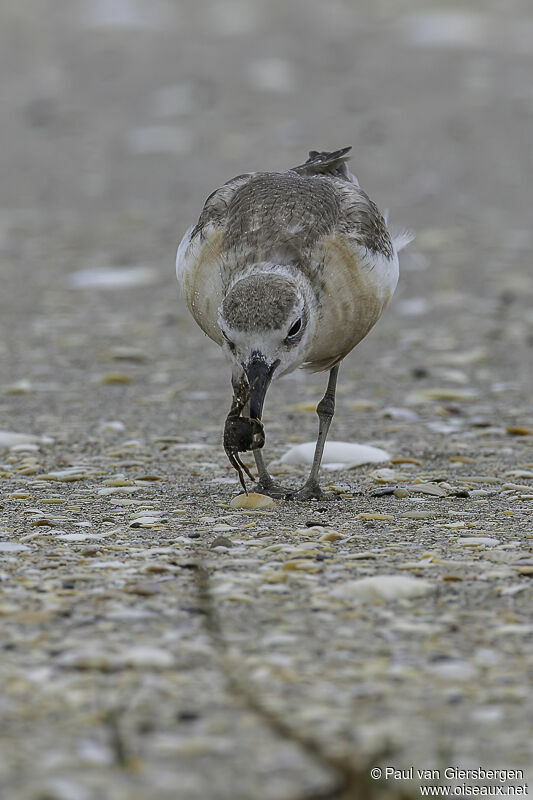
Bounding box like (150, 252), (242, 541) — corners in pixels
(291, 483), (340, 502)
(255, 481), (294, 501)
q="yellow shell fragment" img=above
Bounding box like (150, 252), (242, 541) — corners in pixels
(229, 492), (276, 509)
(97, 373), (132, 385)
(318, 531), (343, 542)
(506, 425), (532, 436)
(287, 402), (317, 412)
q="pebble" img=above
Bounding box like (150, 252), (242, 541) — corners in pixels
(97, 420), (126, 434)
(410, 483), (448, 497)
(3, 379), (33, 395)
(504, 470), (533, 479)
(282, 560), (322, 573)
(369, 468), (401, 483)
(0, 431), (43, 449)
(67, 266), (157, 290)
(211, 535), (233, 548)
(99, 488), (141, 500)
(394, 488), (409, 499)
(129, 515), (163, 527)
(343, 552), (378, 560)
(457, 536), (500, 546)
(40, 468), (97, 482)
(80, 546), (101, 557)
(109, 346), (147, 362)
(103, 475), (134, 487)
(331, 575), (435, 602)
(470, 707), (503, 724)
(55, 533), (108, 542)
(8, 442), (40, 453)
(0, 542), (30, 552)
(427, 659), (478, 681)
(77, 739), (114, 766)
(126, 581), (162, 596)
(318, 531), (342, 542)
(382, 407), (419, 421)
(58, 645), (174, 671)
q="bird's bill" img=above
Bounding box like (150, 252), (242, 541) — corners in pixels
(245, 354), (278, 420)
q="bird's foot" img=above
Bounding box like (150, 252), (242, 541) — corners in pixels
(255, 480), (294, 500)
(255, 480), (342, 502)
(290, 482), (341, 502)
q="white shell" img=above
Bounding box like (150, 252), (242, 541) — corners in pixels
(280, 441), (390, 470)
(331, 575), (435, 603)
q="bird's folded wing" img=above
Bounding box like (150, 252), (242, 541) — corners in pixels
(176, 174), (254, 341)
(299, 180), (406, 372)
(176, 174), (252, 285)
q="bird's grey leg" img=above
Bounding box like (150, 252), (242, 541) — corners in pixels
(253, 448), (272, 485)
(292, 364), (340, 501)
(253, 434), (295, 499)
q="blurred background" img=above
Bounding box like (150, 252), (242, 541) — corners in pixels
(0, 1), (532, 798)
(1, 0), (531, 430)
(2, 0), (533, 268)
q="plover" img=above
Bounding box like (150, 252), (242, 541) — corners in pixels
(176, 147), (411, 499)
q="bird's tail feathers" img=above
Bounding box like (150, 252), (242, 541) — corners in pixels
(291, 147), (352, 179)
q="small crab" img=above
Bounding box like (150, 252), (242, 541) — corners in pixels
(223, 374), (265, 492)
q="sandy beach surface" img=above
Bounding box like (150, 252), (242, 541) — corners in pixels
(0, 2), (532, 798)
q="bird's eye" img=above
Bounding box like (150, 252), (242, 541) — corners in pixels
(287, 318), (302, 338)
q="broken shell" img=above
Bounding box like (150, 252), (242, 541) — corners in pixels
(229, 493), (276, 509)
(331, 575), (435, 602)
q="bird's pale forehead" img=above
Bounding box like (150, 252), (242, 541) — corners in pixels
(221, 275), (298, 332)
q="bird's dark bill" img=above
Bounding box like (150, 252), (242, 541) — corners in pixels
(245, 355), (278, 419)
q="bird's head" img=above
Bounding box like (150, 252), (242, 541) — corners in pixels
(218, 272), (312, 419)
